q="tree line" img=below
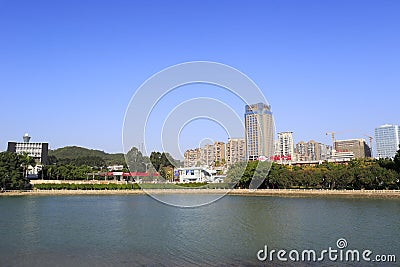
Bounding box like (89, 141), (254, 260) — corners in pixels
(126, 147), (182, 180)
(39, 147), (182, 180)
(226, 156), (400, 190)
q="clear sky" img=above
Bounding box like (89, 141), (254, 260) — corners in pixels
(1, 0), (399, 157)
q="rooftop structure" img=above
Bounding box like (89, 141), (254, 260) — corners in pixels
(7, 133), (49, 164)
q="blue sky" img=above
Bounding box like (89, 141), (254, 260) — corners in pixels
(0, 0), (399, 157)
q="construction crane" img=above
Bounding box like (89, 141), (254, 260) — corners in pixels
(364, 134), (373, 157)
(326, 131), (374, 157)
(326, 132), (337, 146)
(326, 130), (356, 147)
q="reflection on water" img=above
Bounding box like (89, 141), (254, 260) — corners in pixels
(0, 195), (399, 266)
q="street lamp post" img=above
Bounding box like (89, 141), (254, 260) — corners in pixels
(142, 162), (152, 183)
(143, 162), (151, 173)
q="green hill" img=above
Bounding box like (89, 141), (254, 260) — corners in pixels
(49, 146), (125, 166)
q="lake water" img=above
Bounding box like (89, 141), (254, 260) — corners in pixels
(0, 194), (399, 266)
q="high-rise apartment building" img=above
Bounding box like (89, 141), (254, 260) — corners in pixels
(200, 144), (215, 167)
(184, 148), (201, 167)
(276, 132), (294, 160)
(185, 141), (226, 168)
(295, 140), (332, 161)
(307, 141), (318, 160)
(375, 124), (400, 159)
(244, 103), (274, 161)
(319, 143), (332, 161)
(334, 139), (371, 159)
(214, 141), (225, 164)
(7, 133), (49, 164)
(295, 141), (307, 161)
(226, 138), (246, 165)
(199, 141), (225, 167)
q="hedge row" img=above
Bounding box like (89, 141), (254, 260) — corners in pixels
(33, 182), (235, 190)
(34, 183), (140, 190)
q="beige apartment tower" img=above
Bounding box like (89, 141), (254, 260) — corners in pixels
(226, 138), (246, 165)
(295, 140), (332, 161)
(244, 103), (274, 161)
(184, 148), (201, 167)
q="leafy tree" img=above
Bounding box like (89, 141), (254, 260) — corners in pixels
(0, 152), (30, 190)
(150, 151), (175, 172)
(20, 152), (35, 178)
(377, 158), (396, 171)
(159, 166), (174, 181)
(225, 161), (261, 188)
(394, 145), (400, 172)
(225, 161), (247, 184)
(150, 152), (162, 171)
(47, 155), (58, 165)
(253, 161), (271, 187)
(160, 152), (174, 168)
(126, 147), (147, 172)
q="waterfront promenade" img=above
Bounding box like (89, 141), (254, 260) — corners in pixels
(2, 188), (400, 198)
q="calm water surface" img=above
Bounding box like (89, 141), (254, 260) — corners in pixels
(0, 194), (399, 266)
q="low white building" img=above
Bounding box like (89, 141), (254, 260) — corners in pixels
(107, 165), (124, 171)
(331, 150), (355, 160)
(177, 167), (217, 183)
(27, 165), (43, 179)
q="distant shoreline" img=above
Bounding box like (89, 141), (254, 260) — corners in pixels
(1, 189), (400, 199)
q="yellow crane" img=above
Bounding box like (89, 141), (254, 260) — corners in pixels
(326, 132), (337, 146)
(326, 131), (374, 157)
(326, 130), (356, 147)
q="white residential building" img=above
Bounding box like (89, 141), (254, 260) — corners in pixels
(276, 132), (294, 160)
(375, 124), (400, 159)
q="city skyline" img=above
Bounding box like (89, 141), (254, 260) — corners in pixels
(1, 0), (399, 154)
(3, 118), (396, 160)
(182, 119), (398, 163)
